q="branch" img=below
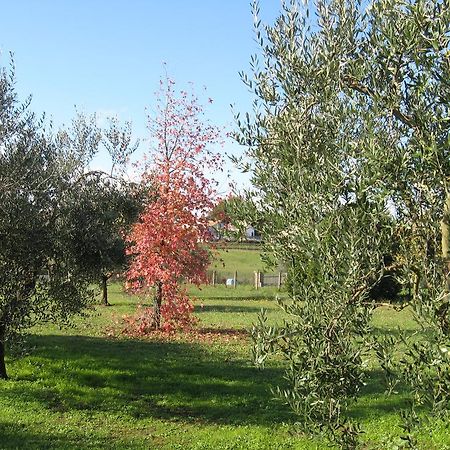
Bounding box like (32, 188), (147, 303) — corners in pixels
(342, 75), (416, 129)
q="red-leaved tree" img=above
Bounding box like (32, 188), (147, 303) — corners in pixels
(125, 79), (222, 332)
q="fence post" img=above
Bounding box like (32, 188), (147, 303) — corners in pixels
(254, 271), (259, 290)
(211, 270), (216, 286)
(278, 272), (282, 289)
(234, 271), (237, 288)
(259, 272), (264, 288)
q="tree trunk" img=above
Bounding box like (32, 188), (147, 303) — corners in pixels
(154, 281), (163, 329)
(441, 192), (450, 286)
(439, 192), (450, 335)
(0, 325), (7, 380)
(101, 273), (110, 306)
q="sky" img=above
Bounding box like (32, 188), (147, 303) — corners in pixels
(0, 0), (282, 194)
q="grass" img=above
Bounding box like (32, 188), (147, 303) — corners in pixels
(1, 335), (295, 449)
(1, 283), (450, 449)
(0, 284), (310, 450)
(209, 247), (272, 285)
(189, 284), (286, 329)
(208, 244), (284, 286)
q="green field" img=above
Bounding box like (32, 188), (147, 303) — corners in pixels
(209, 246), (274, 285)
(1, 284), (449, 449)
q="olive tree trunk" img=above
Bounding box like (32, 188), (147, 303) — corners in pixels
(0, 324), (7, 380)
(438, 192), (450, 335)
(441, 192), (450, 284)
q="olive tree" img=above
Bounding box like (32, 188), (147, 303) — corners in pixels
(55, 172), (142, 307)
(57, 116), (141, 307)
(0, 61), (139, 378)
(357, 0), (450, 434)
(0, 66), (92, 378)
(237, 0), (449, 446)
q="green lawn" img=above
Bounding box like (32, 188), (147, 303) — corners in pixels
(1, 284), (449, 449)
(209, 247), (273, 285)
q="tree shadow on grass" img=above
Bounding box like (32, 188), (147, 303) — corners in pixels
(195, 327), (250, 337)
(0, 422), (114, 450)
(347, 369), (412, 422)
(4, 334), (292, 428)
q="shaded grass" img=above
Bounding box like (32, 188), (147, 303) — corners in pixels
(1, 332), (311, 449)
(1, 284), (450, 449)
(0, 284), (319, 449)
(4, 335), (290, 426)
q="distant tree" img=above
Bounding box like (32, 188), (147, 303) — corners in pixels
(102, 116), (139, 177)
(208, 197), (236, 241)
(125, 79), (222, 332)
(56, 113), (142, 307)
(208, 198), (232, 226)
(60, 174), (142, 307)
(55, 113), (142, 307)
(209, 195), (263, 242)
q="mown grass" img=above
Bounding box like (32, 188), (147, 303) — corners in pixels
(1, 283), (450, 449)
(209, 248), (267, 285)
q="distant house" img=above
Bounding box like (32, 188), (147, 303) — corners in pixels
(207, 220), (261, 242)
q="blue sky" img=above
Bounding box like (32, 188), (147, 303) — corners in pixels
(1, 1), (281, 193)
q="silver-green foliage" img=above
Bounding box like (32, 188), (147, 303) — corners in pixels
(0, 63), (95, 377)
(236, 0), (450, 446)
(0, 60), (139, 378)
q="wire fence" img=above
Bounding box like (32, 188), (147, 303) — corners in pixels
(207, 270), (287, 289)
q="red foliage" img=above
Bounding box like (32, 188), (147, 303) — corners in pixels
(124, 78), (222, 333)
